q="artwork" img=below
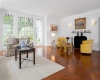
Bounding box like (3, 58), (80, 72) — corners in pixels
(51, 24), (58, 32)
(75, 18), (86, 29)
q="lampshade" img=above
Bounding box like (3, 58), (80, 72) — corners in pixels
(91, 20), (96, 26)
(51, 33), (55, 37)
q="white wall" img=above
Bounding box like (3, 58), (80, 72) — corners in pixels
(60, 9), (100, 51)
(0, 9), (3, 50)
(44, 16), (60, 46)
(99, 18), (100, 51)
(44, 17), (48, 46)
(0, 1), (1, 9)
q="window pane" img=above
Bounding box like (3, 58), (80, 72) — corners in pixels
(18, 17), (33, 40)
(3, 14), (14, 47)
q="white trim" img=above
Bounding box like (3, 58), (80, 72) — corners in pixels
(0, 9), (3, 50)
(93, 47), (100, 51)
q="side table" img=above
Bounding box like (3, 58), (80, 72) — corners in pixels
(60, 43), (73, 52)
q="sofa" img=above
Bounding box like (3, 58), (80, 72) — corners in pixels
(80, 39), (94, 54)
(57, 37), (66, 47)
(5, 37), (33, 57)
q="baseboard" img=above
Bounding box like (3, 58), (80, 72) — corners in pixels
(93, 47), (100, 51)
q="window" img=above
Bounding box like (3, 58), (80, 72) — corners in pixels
(18, 17), (33, 40)
(36, 20), (42, 45)
(3, 14), (14, 47)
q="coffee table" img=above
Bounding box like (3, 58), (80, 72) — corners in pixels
(15, 46), (35, 69)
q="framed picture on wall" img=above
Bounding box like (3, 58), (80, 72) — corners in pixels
(50, 24), (58, 32)
(75, 18), (86, 29)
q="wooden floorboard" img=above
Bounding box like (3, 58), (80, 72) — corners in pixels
(41, 46), (100, 80)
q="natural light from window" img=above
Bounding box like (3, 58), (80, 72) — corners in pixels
(18, 17), (33, 40)
(36, 20), (42, 45)
(3, 14), (14, 47)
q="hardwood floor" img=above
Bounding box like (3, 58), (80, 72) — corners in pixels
(40, 46), (100, 80)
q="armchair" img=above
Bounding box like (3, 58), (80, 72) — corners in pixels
(57, 37), (66, 47)
(80, 39), (94, 54)
(5, 38), (33, 57)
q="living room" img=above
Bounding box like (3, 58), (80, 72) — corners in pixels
(0, 0), (100, 80)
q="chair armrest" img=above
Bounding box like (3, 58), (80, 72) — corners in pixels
(82, 40), (93, 44)
(82, 41), (90, 44)
(12, 44), (20, 48)
(6, 44), (12, 50)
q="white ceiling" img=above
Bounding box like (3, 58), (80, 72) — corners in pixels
(0, 0), (100, 18)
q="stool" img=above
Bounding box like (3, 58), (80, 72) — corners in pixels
(60, 43), (73, 52)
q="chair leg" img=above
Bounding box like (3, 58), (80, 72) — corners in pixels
(64, 47), (67, 52)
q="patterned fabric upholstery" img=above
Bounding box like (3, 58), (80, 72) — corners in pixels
(80, 39), (94, 54)
(5, 38), (33, 57)
(57, 38), (66, 47)
(7, 38), (19, 45)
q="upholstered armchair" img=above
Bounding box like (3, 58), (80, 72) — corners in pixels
(5, 38), (33, 57)
(80, 39), (94, 54)
(57, 38), (66, 47)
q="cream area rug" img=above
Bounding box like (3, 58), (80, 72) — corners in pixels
(0, 53), (64, 80)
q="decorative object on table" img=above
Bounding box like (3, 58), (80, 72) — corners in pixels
(84, 30), (87, 33)
(20, 40), (27, 48)
(66, 37), (70, 43)
(74, 34), (87, 48)
(80, 30), (83, 36)
(75, 18), (86, 29)
(80, 32), (83, 36)
(87, 30), (91, 33)
(50, 24), (58, 32)
(77, 31), (79, 36)
(80, 30), (83, 33)
(72, 30), (76, 33)
(84, 30), (91, 33)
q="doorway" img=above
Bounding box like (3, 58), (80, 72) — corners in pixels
(36, 20), (43, 45)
